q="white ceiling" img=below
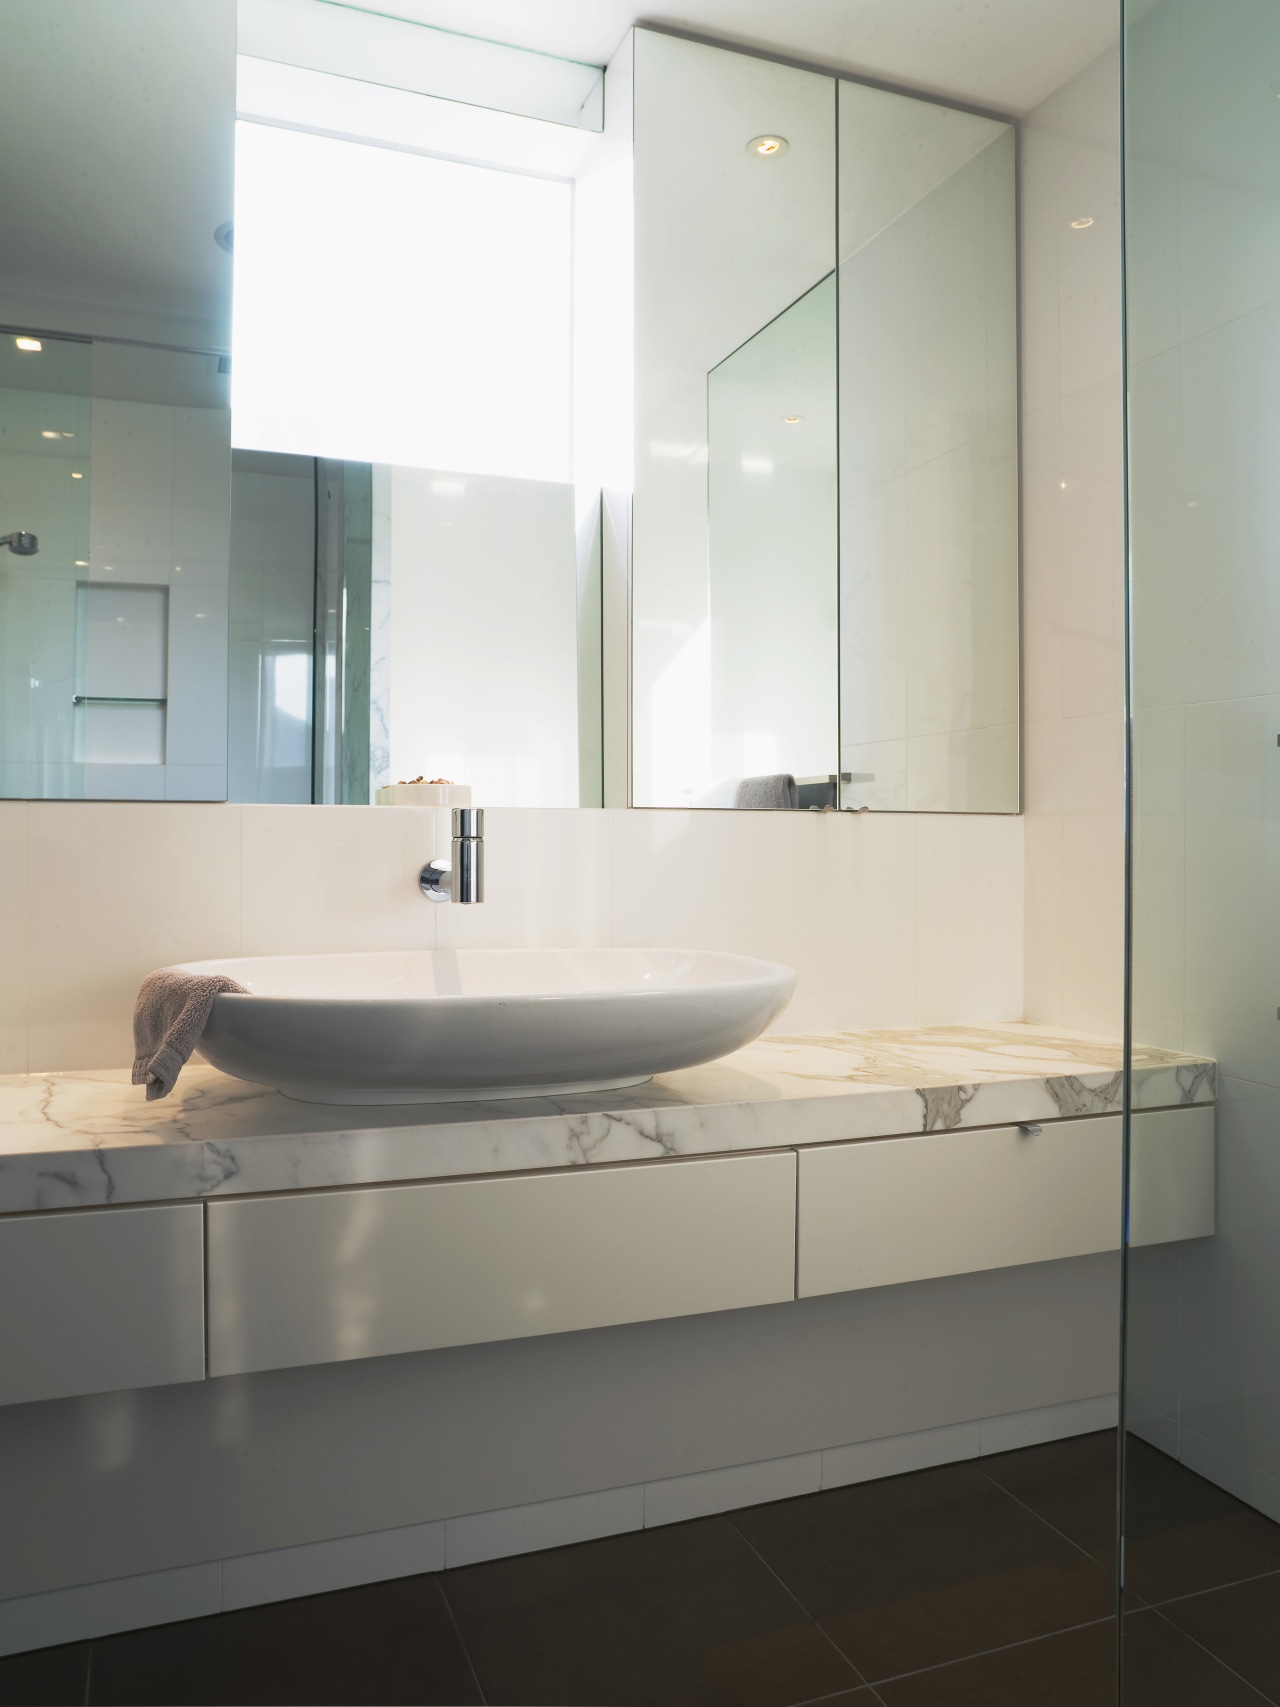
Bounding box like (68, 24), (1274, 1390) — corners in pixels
(365, 0), (1119, 117)
(0, 0), (1117, 356)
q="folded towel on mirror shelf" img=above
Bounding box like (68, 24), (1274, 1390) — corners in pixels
(734, 773), (799, 810)
(131, 968), (247, 1101)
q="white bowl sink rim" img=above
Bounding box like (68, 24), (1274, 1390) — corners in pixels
(176, 946), (792, 1003)
(172, 947), (797, 1106)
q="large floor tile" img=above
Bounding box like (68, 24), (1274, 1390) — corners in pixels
(0, 1641), (90, 1707)
(983, 1428), (1280, 1606)
(87, 1575), (481, 1706)
(876, 1610), (1264, 1706)
(1124, 1437), (1280, 1604)
(442, 1514), (863, 1707)
(730, 1461), (1114, 1682)
(1158, 1571), (1280, 1701)
(979, 1427), (1118, 1568)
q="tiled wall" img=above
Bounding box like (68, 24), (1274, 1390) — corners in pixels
(87, 396), (231, 801)
(1123, 0), (1280, 1520)
(1020, 46), (1126, 1039)
(0, 801), (1023, 1075)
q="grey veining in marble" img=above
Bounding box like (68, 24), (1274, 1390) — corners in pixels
(0, 1024), (1214, 1215)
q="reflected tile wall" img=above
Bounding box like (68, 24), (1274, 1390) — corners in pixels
(1020, 45), (1125, 1039)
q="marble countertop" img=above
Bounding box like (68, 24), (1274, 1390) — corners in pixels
(0, 1024), (1214, 1214)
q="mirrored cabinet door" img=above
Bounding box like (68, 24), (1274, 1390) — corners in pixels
(838, 81), (1019, 813)
(629, 28), (1020, 813)
(631, 30), (838, 810)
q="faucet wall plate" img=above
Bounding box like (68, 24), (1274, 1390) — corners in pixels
(419, 859), (452, 902)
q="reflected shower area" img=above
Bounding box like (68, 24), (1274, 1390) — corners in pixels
(0, 332), (230, 800)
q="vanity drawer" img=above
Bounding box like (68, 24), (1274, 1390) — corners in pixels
(0, 1203), (205, 1406)
(796, 1106), (1217, 1297)
(206, 1152), (797, 1377)
(797, 1117), (1123, 1297)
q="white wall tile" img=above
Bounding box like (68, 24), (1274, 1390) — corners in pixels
(915, 814), (1023, 1025)
(1022, 813), (1064, 1025)
(644, 1452), (820, 1527)
(822, 1421), (981, 1488)
(979, 1392), (1117, 1454)
(1059, 813), (1124, 1037)
(1061, 713), (1124, 818)
(240, 805), (437, 957)
(444, 1485), (643, 1569)
(25, 803), (242, 1070)
(433, 806), (613, 951)
(222, 1522), (444, 1612)
(0, 1562), (220, 1660)
(0, 803), (27, 1075)
(1021, 47), (1125, 1040)
(833, 812), (918, 1029)
(1023, 719), (1063, 818)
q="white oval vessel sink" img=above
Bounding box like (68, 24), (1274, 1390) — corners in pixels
(175, 948), (796, 1104)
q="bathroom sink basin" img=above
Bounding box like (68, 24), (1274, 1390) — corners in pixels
(174, 948), (796, 1104)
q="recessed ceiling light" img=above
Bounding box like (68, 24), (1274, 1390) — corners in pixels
(40, 430), (59, 440)
(747, 135), (789, 158)
(74, 559), (88, 567)
(174, 565), (182, 572)
(1071, 216), (1095, 229)
(71, 471), (82, 479)
(783, 415), (802, 424)
(196, 613), (206, 620)
(14, 337), (41, 352)
(104, 565), (114, 572)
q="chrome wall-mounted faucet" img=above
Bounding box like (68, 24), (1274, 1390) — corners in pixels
(419, 807), (484, 903)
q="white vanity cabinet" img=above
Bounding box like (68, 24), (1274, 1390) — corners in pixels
(796, 1106), (1216, 1298)
(0, 1203), (205, 1406)
(205, 1151), (798, 1377)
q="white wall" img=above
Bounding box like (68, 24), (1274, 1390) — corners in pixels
(1020, 46), (1125, 1039)
(0, 801), (1023, 1075)
(387, 469), (580, 807)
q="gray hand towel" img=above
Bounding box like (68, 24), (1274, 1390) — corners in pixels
(132, 969), (247, 1101)
(734, 773), (799, 809)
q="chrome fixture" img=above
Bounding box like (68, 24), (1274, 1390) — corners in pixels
(419, 807), (484, 904)
(1, 532), (38, 555)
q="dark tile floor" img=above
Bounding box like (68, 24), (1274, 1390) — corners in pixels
(3, 1429), (1279, 1706)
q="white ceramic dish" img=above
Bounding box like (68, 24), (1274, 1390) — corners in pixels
(175, 948), (797, 1104)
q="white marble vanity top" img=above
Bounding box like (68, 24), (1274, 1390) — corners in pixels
(0, 1024), (1214, 1214)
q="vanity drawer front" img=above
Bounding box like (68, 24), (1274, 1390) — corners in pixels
(797, 1117), (1123, 1297)
(206, 1152), (797, 1377)
(0, 1203), (205, 1407)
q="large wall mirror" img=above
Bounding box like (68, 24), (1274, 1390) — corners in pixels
(0, 0), (608, 807)
(0, 7), (1017, 812)
(631, 30), (1020, 812)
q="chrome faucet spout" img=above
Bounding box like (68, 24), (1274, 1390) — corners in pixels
(419, 807), (484, 904)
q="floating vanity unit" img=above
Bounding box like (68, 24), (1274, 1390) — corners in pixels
(0, 1025), (1215, 1410)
